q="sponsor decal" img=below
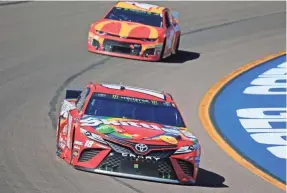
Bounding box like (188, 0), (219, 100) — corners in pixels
(163, 102), (172, 106)
(186, 156), (194, 161)
(135, 143), (149, 153)
(162, 127), (180, 134)
(101, 84), (165, 99)
(121, 153), (160, 162)
(73, 151), (79, 157)
(125, 2), (160, 10)
(80, 116), (196, 143)
(159, 135), (178, 145)
(73, 145), (80, 150)
(80, 116), (162, 131)
(62, 125), (68, 135)
(181, 130), (198, 143)
(59, 142), (65, 149)
(95, 93), (175, 108)
(59, 136), (64, 142)
(97, 125), (117, 134)
(80, 128), (109, 144)
(115, 95), (151, 104)
(167, 29), (175, 49)
(74, 141), (83, 146)
(66, 115), (73, 149)
(97, 93), (106, 97)
(58, 136), (66, 149)
(60, 100), (76, 118)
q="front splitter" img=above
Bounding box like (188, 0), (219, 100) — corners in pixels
(74, 166), (195, 185)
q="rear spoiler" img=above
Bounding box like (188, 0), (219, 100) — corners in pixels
(65, 89), (82, 99)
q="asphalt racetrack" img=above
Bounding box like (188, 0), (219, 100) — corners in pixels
(0, 2), (286, 193)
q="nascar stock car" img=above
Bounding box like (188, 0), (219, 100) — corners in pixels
(87, 1), (181, 61)
(56, 83), (201, 184)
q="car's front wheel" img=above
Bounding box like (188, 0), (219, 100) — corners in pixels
(159, 38), (167, 61)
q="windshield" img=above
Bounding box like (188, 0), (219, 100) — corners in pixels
(105, 7), (162, 27)
(85, 93), (185, 127)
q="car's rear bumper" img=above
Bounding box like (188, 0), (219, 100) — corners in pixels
(75, 166), (195, 185)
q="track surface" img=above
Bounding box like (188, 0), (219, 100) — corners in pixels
(0, 2), (285, 193)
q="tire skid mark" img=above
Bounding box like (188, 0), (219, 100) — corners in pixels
(0, 1), (30, 7)
(48, 57), (110, 129)
(112, 177), (144, 193)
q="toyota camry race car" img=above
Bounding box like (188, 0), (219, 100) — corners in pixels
(56, 83), (201, 184)
(87, 1), (181, 61)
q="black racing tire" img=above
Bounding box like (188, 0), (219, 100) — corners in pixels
(159, 38), (167, 61)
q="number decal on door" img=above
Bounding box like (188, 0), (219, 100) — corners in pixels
(84, 140), (94, 147)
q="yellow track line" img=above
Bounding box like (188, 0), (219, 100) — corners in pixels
(199, 51), (286, 191)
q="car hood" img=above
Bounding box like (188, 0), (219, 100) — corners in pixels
(80, 115), (198, 146)
(93, 19), (164, 39)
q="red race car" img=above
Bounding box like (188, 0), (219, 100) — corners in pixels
(56, 83), (201, 184)
(87, 1), (181, 61)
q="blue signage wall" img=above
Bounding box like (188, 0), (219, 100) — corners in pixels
(210, 54), (286, 184)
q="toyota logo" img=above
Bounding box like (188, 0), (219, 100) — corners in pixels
(135, 144), (148, 153)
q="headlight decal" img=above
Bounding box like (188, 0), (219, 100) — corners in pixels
(174, 145), (196, 154)
(80, 128), (107, 144)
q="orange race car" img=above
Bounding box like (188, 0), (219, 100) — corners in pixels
(87, 1), (181, 61)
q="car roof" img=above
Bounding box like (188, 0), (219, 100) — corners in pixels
(92, 83), (174, 102)
(114, 1), (165, 14)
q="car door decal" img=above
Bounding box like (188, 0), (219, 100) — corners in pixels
(167, 29), (175, 49)
(66, 115), (73, 149)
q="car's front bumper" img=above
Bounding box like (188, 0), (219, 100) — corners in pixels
(72, 147), (199, 184)
(87, 33), (163, 61)
(71, 129), (200, 184)
(75, 166), (195, 185)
